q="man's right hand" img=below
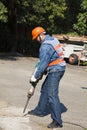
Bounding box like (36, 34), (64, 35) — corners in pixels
(30, 75), (37, 83)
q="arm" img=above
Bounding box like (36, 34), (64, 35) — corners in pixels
(34, 44), (54, 79)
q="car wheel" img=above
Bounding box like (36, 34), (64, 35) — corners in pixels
(69, 54), (78, 65)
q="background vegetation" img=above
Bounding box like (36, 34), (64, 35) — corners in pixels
(0, 0), (87, 56)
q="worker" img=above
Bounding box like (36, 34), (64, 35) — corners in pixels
(28, 27), (66, 128)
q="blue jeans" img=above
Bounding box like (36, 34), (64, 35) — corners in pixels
(34, 70), (65, 126)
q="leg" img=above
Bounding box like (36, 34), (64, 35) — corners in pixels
(47, 71), (65, 127)
(33, 76), (51, 116)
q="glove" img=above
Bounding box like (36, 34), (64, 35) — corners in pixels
(27, 86), (35, 97)
(30, 75), (38, 87)
(30, 75), (37, 83)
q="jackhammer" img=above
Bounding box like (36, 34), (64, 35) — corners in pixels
(23, 82), (37, 114)
(23, 61), (40, 115)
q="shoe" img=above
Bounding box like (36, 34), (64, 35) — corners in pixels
(47, 120), (62, 128)
(28, 110), (44, 117)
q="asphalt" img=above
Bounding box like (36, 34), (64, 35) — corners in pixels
(0, 57), (87, 130)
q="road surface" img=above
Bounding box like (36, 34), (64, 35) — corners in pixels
(0, 57), (87, 130)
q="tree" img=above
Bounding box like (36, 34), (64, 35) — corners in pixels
(0, 0), (67, 33)
(64, 0), (82, 32)
(30, 0), (67, 33)
(73, 0), (87, 35)
(15, 0), (67, 33)
(0, 0), (67, 53)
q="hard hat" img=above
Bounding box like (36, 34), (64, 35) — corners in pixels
(32, 27), (46, 40)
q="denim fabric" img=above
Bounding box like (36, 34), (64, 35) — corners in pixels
(34, 70), (65, 126)
(34, 35), (66, 79)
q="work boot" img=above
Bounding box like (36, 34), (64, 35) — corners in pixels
(28, 110), (44, 117)
(47, 120), (62, 128)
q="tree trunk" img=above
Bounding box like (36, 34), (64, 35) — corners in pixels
(7, 0), (17, 52)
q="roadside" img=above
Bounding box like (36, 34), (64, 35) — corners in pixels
(0, 57), (87, 130)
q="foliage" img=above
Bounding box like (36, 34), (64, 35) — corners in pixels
(16, 0), (67, 33)
(73, 0), (87, 35)
(0, 1), (7, 22)
(0, 0), (87, 54)
(64, 0), (82, 32)
(0, 0), (67, 54)
(66, 31), (79, 36)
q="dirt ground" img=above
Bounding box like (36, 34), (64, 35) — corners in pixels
(0, 57), (87, 130)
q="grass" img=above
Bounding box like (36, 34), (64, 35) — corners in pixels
(79, 61), (87, 66)
(83, 61), (87, 65)
(66, 31), (79, 36)
(83, 61), (87, 66)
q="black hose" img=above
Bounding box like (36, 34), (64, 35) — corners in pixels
(63, 121), (86, 129)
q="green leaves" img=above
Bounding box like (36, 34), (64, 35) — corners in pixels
(29, 0), (67, 33)
(81, 0), (87, 10)
(0, 0), (87, 35)
(0, 1), (7, 22)
(0, 0), (67, 33)
(73, 0), (87, 35)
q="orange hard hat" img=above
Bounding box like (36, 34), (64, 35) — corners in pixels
(32, 27), (45, 40)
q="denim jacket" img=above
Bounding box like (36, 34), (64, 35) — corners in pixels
(34, 35), (66, 79)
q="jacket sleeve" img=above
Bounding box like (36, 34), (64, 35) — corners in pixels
(34, 44), (54, 79)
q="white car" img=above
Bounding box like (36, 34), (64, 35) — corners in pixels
(62, 44), (87, 65)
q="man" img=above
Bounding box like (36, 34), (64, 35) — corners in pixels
(28, 26), (66, 128)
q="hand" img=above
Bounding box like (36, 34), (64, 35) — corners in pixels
(30, 75), (37, 83)
(30, 75), (37, 88)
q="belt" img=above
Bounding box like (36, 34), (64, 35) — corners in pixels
(48, 59), (64, 66)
